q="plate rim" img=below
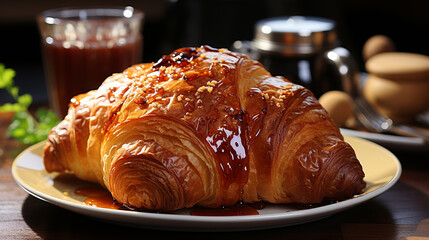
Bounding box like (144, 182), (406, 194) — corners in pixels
(11, 135), (402, 231)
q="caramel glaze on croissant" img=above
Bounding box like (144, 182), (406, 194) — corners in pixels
(43, 46), (366, 211)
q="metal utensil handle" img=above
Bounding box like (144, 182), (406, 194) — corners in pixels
(391, 124), (429, 143)
(324, 47), (361, 97)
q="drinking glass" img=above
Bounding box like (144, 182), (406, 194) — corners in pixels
(37, 6), (143, 117)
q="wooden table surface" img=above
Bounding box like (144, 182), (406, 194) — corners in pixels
(1, 112), (429, 240)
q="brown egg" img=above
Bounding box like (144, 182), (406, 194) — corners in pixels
(319, 91), (354, 127)
(364, 52), (429, 122)
(363, 35), (396, 61)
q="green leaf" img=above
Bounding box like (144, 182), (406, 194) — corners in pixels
(6, 112), (30, 138)
(36, 108), (59, 124)
(1, 63), (60, 144)
(0, 103), (26, 112)
(17, 94), (32, 108)
(9, 86), (19, 99)
(0, 65), (15, 89)
(6, 108), (60, 144)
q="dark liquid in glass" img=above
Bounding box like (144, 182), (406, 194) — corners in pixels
(258, 54), (342, 98)
(42, 38), (142, 117)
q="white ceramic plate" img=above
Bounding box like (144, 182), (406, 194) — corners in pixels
(12, 135), (401, 232)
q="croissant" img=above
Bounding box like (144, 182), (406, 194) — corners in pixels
(43, 46), (366, 211)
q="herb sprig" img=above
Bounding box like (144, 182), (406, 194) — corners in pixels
(0, 64), (60, 144)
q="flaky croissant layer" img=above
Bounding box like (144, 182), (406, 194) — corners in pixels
(43, 46), (366, 211)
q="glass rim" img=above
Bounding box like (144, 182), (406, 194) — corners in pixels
(256, 16), (336, 34)
(37, 6), (143, 24)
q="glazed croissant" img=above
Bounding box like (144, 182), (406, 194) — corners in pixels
(43, 46), (366, 211)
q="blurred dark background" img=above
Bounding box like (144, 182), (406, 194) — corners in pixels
(1, 0), (429, 107)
